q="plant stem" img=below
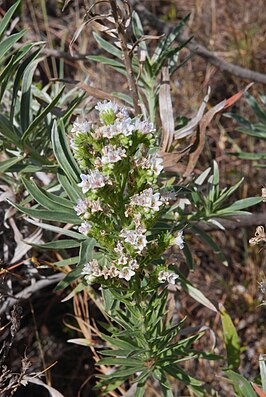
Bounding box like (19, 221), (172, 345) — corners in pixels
(109, 0), (141, 116)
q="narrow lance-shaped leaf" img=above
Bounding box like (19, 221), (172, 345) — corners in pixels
(219, 304), (240, 370)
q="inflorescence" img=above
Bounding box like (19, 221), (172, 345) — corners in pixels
(70, 101), (184, 286)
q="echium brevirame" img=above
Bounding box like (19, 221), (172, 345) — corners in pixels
(70, 101), (184, 287)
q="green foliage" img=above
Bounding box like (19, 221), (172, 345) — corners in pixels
(0, 2), (84, 178)
(95, 288), (218, 396)
(87, 13), (191, 123)
(220, 304), (240, 370)
(225, 92), (266, 167)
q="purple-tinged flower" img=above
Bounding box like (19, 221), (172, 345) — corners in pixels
(78, 221), (92, 235)
(101, 144), (126, 164)
(78, 170), (106, 193)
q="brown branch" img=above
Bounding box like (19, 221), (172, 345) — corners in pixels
(109, 0), (140, 115)
(194, 212), (266, 232)
(129, 0), (266, 86)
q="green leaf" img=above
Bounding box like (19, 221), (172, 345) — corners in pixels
(79, 239), (97, 266)
(177, 271), (217, 312)
(87, 55), (125, 70)
(98, 366), (143, 379)
(220, 304), (240, 370)
(218, 197), (262, 213)
(98, 357), (143, 367)
(0, 30), (26, 61)
(54, 265), (84, 291)
(245, 92), (266, 124)
(100, 334), (141, 352)
(225, 370), (257, 397)
(182, 242), (194, 270)
(53, 256), (79, 267)
(93, 32), (122, 59)
(191, 225), (228, 266)
(61, 283), (86, 302)
(52, 121), (80, 182)
(213, 177), (244, 210)
(7, 200), (81, 224)
(102, 288), (117, 313)
(0, 155), (24, 173)
(0, 1), (21, 40)
(25, 218), (86, 240)
(238, 152), (266, 160)
(132, 11), (148, 54)
(20, 59), (40, 131)
(11, 47), (43, 122)
(194, 167), (211, 185)
(259, 354), (266, 392)
(112, 91), (134, 106)
(30, 239), (81, 250)
(21, 177), (74, 212)
(0, 114), (20, 144)
(152, 14), (190, 62)
(21, 86), (65, 143)
(57, 170), (81, 202)
(94, 378), (125, 394)
(135, 381), (147, 397)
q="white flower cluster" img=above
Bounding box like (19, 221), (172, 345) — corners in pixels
(134, 154), (164, 177)
(70, 101), (186, 286)
(74, 198), (103, 216)
(82, 258), (139, 283)
(129, 188), (163, 212)
(93, 100), (155, 140)
(71, 120), (91, 134)
(78, 221), (92, 235)
(95, 101), (119, 115)
(78, 170), (106, 193)
(101, 144), (127, 165)
(120, 227), (147, 254)
(158, 270), (179, 285)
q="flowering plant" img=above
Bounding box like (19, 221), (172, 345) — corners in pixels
(71, 101), (181, 290)
(5, 2), (263, 394)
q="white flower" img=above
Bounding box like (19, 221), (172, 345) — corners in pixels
(120, 229), (137, 245)
(82, 259), (100, 275)
(158, 270), (179, 285)
(135, 234), (147, 253)
(167, 273), (179, 285)
(173, 231), (184, 249)
(130, 188), (163, 212)
(101, 144), (127, 164)
(119, 266), (135, 281)
(120, 227), (147, 254)
(128, 259), (139, 270)
(78, 170), (106, 193)
(78, 221), (92, 235)
(117, 117), (136, 136)
(71, 120), (90, 134)
(149, 154), (164, 175)
(74, 199), (88, 215)
(134, 118), (155, 134)
(95, 100), (118, 115)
